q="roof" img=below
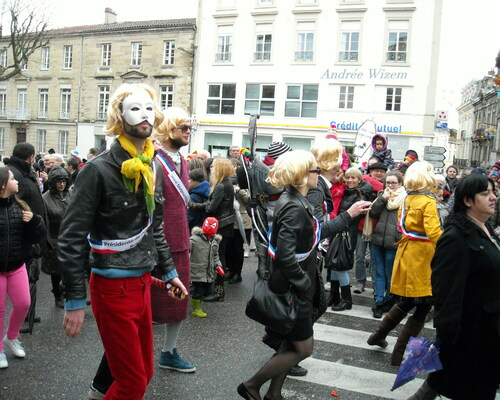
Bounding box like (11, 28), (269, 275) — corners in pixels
(48, 18), (196, 35)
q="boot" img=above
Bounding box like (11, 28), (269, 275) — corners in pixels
(191, 299), (207, 318)
(331, 285), (352, 311)
(228, 273), (242, 284)
(372, 302), (384, 319)
(406, 380), (438, 400)
(367, 305), (407, 348)
(203, 284), (225, 302)
(391, 316), (424, 366)
(327, 281), (340, 307)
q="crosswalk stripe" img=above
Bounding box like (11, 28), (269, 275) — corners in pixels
(288, 356), (423, 399)
(314, 323), (396, 352)
(325, 304), (435, 330)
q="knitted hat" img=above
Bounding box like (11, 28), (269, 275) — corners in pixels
(267, 141), (291, 159)
(494, 160), (500, 169)
(367, 162), (388, 172)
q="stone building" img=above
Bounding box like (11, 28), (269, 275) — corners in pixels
(0, 9), (196, 160)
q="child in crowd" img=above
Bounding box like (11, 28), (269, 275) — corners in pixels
(188, 168), (210, 231)
(0, 167), (45, 368)
(189, 217), (223, 318)
(371, 134), (395, 169)
(397, 150), (418, 175)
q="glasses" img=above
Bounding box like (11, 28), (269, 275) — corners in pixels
(176, 125), (192, 132)
(386, 181), (399, 185)
(309, 168), (321, 175)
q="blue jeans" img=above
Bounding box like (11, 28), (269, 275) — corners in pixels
(370, 244), (396, 304)
(330, 270), (350, 287)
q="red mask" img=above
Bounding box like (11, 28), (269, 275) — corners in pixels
(202, 217), (219, 238)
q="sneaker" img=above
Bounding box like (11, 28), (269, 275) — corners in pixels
(353, 282), (365, 294)
(3, 336), (25, 358)
(243, 243), (250, 258)
(87, 384), (105, 400)
(0, 351), (7, 369)
(159, 348), (196, 372)
(324, 281), (331, 292)
(288, 365), (308, 376)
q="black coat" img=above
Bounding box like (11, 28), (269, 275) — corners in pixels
(57, 141), (175, 301)
(369, 195), (401, 250)
(0, 196), (46, 273)
(338, 181), (372, 233)
(206, 177), (235, 228)
(428, 213), (500, 400)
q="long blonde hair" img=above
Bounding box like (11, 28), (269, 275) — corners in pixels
(105, 83), (164, 135)
(404, 161), (437, 192)
(210, 157), (234, 193)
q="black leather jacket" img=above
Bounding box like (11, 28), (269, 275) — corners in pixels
(0, 196), (46, 273)
(57, 141), (174, 301)
(206, 177), (235, 228)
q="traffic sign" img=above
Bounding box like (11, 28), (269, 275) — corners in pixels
(427, 160), (445, 169)
(424, 153), (445, 162)
(424, 146), (446, 155)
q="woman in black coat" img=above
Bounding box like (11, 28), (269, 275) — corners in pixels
(408, 174), (500, 400)
(41, 166), (72, 308)
(237, 150), (371, 400)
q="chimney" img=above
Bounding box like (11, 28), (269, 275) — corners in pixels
(105, 8), (117, 24)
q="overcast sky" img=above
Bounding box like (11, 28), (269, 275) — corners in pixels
(28, 0), (500, 128)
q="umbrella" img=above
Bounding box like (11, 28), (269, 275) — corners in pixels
(391, 337), (443, 391)
(25, 259), (40, 334)
(233, 199), (248, 246)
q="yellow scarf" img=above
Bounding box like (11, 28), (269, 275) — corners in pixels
(117, 135), (155, 215)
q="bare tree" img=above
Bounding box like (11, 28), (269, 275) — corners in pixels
(0, 0), (49, 80)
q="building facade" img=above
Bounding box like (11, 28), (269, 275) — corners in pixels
(190, 0), (443, 161)
(0, 10), (196, 160)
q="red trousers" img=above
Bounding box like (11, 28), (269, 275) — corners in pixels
(90, 273), (153, 400)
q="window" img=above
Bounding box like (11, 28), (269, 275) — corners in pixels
(285, 84), (318, 117)
(257, 0), (274, 5)
(58, 130), (69, 155)
(38, 88), (49, 118)
(386, 87), (402, 111)
(159, 85), (174, 110)
(245, 84), (275, 116)
(163, 41), (175, 65)
(216, 26), (232, 63)
(339, 86), (354, 109)
(0, 50), (6, 68)
(0, 89), (6, 117)
(254, 34), (272, 62)
(101, 44), (111, 67)
(60, 88), (71, 119)
(131, 42), (142, 66)
(339, 20), (360, 62)
(386, 20), (409, 63)
(63, 45), (73, 69)
(207, 84), (236, 115)
(41, 47), (50, 70)
(295, 24), (314, 62)
(17, 88), (27, 118)
(97, 86), (110, 120)
(0, 128), (4, 151)
(37, 129), (46, 153)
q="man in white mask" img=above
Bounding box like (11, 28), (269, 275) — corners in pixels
(58, 83), (187, 400)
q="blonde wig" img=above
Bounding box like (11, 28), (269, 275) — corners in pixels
(311, 137), (343, 171)
(344, 167), (363, 182)
(404, 161), (437, 192)
(268, 150), (315, 189)
(105, 83), (164, 135)
(210, 157), (234, 193)
(155, 107), (191, 142)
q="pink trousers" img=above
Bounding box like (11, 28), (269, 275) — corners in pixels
(0, 264), (30, 350)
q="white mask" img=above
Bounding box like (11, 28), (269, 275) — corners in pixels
(121, 90), (155, 126)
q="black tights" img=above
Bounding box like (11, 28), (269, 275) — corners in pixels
(245, 337), (313, 400)
(396, 297), (432, 322)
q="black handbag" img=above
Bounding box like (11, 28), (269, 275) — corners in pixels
(325, 230), (353, 271)
(312, 255), (327, 323)
(245, 278), (298, 335)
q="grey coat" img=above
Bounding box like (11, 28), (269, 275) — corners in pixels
(189, 227), (222, 283)
(369, 195), (401, 250)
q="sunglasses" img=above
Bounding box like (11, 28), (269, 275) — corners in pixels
(309, 167), (321, 175)
(177, 125), (192, 132)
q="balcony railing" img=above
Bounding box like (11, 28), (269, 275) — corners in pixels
(215, 52), (232, 63)
(254, 52), (271, 62)
(96, 112), (107, 121)
(295, 51), (314, 62)
(59, 111), (71, 120)
(5, 109), (31, 120)
(38, 111), (48, 119)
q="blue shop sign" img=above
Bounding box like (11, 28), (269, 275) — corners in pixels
(330, 121), (403, 134)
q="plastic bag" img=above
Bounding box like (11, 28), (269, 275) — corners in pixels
(391, 337), (443, 391)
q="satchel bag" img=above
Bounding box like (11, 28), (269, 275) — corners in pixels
(245, 278), (298, 335)
(325, 230), (353, 271)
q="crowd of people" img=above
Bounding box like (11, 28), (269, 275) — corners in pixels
(0, 82), (498, 400)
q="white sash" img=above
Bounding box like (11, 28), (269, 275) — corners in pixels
(155, 152), (190, 205)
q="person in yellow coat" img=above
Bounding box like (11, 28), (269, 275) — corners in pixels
(367, 161), (442, 366)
